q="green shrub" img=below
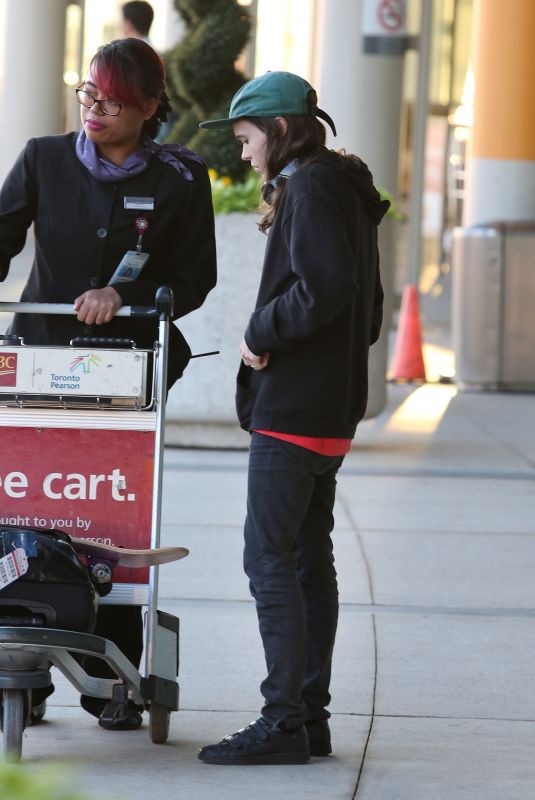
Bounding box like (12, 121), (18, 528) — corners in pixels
(209, 169), (261, 214)
(380, 188), (402, 220)
(165, 0), (252, 181)
(0, 762), (92, 800)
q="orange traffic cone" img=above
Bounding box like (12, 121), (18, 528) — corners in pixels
(389, 284), (427, 382)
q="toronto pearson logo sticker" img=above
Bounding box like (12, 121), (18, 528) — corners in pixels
(69, 353), (102, 375)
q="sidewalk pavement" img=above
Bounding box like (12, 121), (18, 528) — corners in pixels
(4, 240), (535, 798)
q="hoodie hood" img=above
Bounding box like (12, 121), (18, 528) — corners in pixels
(312, 148), (390, 225)
(338, 151), (390, 224)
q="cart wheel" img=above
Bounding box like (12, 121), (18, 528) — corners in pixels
(149, 703), (170, 744)
(30, 700), (47, 725)
(2, 689), (25, 762)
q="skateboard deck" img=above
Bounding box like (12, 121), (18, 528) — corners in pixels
(71, 537), (189, 568)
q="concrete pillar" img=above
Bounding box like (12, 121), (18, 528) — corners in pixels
(464, 0), (535, 225)
(313, 0), (404, 191)
(0, 0), (67, 184)
(313, 0), (404, 417)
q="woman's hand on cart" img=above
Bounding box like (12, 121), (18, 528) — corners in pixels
(74, 286), (122, 325)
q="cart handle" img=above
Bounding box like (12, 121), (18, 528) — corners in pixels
(70, 336), (136, 349)
(0, 302), (156, 318)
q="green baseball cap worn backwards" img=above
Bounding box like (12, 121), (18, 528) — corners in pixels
(199, 71), (337, 136)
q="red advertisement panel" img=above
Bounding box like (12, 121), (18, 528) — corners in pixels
(0, 426), (154, 584)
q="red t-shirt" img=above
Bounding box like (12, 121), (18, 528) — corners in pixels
(255, 429), (351, 456)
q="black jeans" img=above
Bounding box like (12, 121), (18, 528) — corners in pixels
(244, 432), (344, 730)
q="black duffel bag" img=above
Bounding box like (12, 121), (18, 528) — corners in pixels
(0, 526), (97, 632)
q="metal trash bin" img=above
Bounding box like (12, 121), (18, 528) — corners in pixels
(452, 222), (535, 390)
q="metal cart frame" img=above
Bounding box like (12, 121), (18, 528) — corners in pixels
(0, 287), (181, 760)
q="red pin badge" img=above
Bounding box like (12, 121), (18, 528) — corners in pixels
(135, 215), (150, 235)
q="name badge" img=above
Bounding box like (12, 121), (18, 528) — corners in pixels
(108, 250), (150, 285)
(124, 196), (155, 211)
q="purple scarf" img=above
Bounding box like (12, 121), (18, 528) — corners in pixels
(75, 131), (204, 182)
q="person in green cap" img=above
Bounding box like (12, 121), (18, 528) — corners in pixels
(198, 71), (389, 765)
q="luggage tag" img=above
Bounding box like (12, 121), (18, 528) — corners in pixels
(0, 547), (29, 589)
(108, 215), (150, 285)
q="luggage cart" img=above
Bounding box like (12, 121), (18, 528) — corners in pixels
(0, 287), (184, 761)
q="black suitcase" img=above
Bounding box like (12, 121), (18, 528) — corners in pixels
(0, 526), (97, 632)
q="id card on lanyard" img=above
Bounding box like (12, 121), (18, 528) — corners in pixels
(108, 213), (151, 285)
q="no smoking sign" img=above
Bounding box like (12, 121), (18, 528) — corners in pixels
(362, 0), (408, 55)
(377, 0), (405, 32)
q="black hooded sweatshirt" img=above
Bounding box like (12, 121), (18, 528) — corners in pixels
(236, 147), (389, 439)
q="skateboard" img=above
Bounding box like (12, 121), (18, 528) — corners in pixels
(71, 537), (189, 568)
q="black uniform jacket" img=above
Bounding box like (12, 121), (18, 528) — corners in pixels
(0, 133), (217, 386)
(237, 148), (388, 438)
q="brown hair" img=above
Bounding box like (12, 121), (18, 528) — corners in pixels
(122, 1), (154, 36)
(244, 115), (326, 232)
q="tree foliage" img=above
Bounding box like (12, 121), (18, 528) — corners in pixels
(165, 0), (252, 181)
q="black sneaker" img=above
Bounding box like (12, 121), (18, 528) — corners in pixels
(198, 717), (309, 765)
(306, 719), (331, 756)
(98, 699), (143, 731)
(81, 694), (143, 730)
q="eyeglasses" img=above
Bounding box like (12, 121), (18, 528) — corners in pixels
(75, 86), (124, 116)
